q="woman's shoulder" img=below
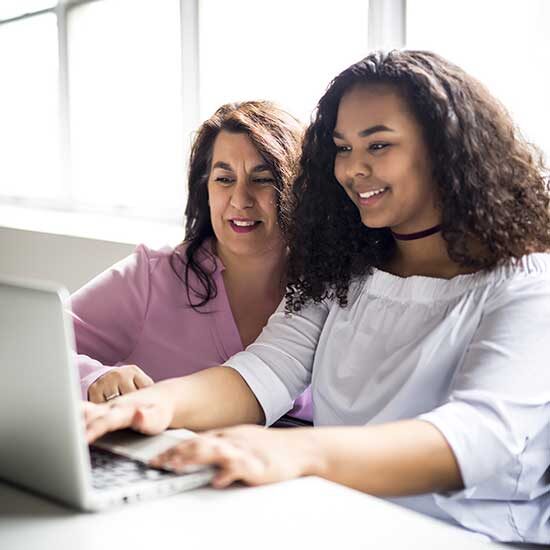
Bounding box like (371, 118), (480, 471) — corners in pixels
(492, 252), (550, 280)
(169, 239), (221, 272)
(352, 253), (550, 306)
(133, 243), (174, 260)
(484, 252), (550, 302)
(70, 244), (175, 303)
(124, 243), (175, 276)
(132, 241), (218, 267)
(128, 242), (221, 305)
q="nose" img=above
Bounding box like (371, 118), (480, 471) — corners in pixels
(230, 181), (254, 210)
(344, 153), (372, 182)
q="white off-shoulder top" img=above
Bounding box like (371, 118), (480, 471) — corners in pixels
(226, 253), (550, 543)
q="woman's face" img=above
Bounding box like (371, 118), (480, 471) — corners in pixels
(208, 130), (283, 259)
(333, 84), (441, 234)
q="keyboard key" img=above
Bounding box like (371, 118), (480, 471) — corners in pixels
(89, 447), (177, 490)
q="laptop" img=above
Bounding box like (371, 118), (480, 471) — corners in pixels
(0, 276), (215, 511)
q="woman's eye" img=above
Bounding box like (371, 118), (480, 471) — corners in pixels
(335, 145), (351, 154)
(369, 142), (390, 152)
(215, 176), (234, 184)
(253, 177), (275, 184)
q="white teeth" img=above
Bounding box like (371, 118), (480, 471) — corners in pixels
(232, 220), (256, 227)
(359, 188), (387, 199)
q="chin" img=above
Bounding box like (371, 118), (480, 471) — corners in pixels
(360, 214), (390, 230)
(226, 240), (267, 258)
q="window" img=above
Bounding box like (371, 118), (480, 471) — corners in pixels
(1, 0), (548, 232)
(0, 12), (61, 200)
(407, 0), (550, 160)
(198, 0), (368, 123)
(68, 0), (185, 219)
(0, 0), (56, 20)
(0, 0), (369, 225)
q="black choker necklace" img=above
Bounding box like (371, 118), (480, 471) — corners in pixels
(391, 224), (442, 241)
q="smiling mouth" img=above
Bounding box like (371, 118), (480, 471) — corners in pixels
(358, 187), (388, 199)
(357, 187), (389, 205)
(229, 219), (261, 233)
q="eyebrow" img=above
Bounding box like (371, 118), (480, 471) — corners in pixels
(212, 161), (272, 173)
(333, 124), (395, 139)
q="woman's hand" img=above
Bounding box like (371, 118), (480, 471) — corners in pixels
(84, 385), (174, 443)
(88, 365), (154, 403)
(149, 425), (323, 488)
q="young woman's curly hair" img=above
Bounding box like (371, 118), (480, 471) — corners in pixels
(285, 50), (550, 312)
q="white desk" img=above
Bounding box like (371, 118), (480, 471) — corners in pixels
(0, 476), (506, 550)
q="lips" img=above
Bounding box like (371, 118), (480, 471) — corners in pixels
(357, 187), (389, 206)
(229, 219), (261, 234)
(358, 187), (388, 199)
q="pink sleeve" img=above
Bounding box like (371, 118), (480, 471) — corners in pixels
(68, 245), (153, 400)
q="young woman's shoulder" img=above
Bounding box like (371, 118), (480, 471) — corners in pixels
(343, 253), (550, 308)
(483, 252), (550, 311)
(489, 252), (550, 285)
(451, 252), (550, 306)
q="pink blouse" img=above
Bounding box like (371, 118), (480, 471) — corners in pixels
(70, 243), (312, 422)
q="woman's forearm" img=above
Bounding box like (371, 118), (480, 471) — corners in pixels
(297, 420), (463, 496)
(157, 366), (265, 430)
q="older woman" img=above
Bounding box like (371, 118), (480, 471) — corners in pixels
(73, 100), (311, 422)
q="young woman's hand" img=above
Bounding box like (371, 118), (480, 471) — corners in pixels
(88, 365), (154, 403)
(149, 425), (322, 488)
(84, 385), (174, 443)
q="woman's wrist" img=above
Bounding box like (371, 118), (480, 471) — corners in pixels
(154, 378), (185, 427)
(288, 428), (329, 479)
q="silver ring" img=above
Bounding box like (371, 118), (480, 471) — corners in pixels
(104, 392), (121, 401)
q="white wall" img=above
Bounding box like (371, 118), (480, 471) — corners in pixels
(0, 227), (135, 293)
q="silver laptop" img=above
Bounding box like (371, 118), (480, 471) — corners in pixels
(0, 276), (214, 511)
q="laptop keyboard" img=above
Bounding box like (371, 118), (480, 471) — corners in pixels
(90, 446), (178, 490)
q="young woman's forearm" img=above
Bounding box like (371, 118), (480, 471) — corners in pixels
(297, 420), (463, 496)
(157, 366), (265, 430)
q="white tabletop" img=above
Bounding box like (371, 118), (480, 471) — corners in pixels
(0, 476), (507, 550)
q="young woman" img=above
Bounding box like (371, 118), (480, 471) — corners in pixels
(84, 51), (550, 543)
(72, 100), (311, 422)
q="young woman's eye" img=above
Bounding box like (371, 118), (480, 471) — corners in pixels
(335, 145), (351, 154)
(369, 142), (390, 152)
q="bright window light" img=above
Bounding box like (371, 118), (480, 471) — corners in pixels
(407, 0), (550, 160)
(198, 0), (369, 124)
(68, 0), (185, 219)
(0, 14), (61, 199)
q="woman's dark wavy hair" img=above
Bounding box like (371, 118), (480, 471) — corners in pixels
(285, 49), (550, 312)
(170, 101), (303, 310)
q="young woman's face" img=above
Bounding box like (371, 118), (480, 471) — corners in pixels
(333, 84), (441, 233)
(208, 130), (283, 258)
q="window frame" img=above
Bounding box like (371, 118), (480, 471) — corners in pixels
(0, 0), (402, 226)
